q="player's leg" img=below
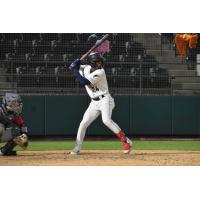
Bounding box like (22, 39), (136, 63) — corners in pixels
(0, 125), (17, 156)
(0, 123), (4, 136)
(100, 98), (120, 133)
(100, 97), (132, 154)
(0, 124), (4, 155)
(0, 140), (17, 156)
(71, 102), (100, 154)
(0, 124), (28, 156)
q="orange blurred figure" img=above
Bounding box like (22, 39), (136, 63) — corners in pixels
(175, 34), (198, 57)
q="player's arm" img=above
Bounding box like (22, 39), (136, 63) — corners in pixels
(13, 115), (28, 134)
(12, 115), (29, 149)
(84, 69), (104, 85)
(69, 59), (91, 86)
(0, 110), (15, 126)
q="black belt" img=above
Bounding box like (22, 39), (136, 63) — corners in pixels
(92, 95), (105, 101)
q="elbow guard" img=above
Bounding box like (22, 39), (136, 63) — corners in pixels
(69, 59), (81, 70)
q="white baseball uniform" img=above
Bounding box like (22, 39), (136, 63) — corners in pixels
(75, 64), (121, 147)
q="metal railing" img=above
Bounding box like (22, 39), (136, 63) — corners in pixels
(1, 70), (200, 96)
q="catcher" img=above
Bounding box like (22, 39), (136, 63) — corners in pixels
(0, 93), (28, 156)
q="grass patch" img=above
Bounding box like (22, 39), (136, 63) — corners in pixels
(6, 140), (200, 151)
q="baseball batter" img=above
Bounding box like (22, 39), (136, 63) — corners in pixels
(69, 52), (132, 155)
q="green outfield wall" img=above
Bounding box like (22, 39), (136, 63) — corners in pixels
(22, 95), (200, 137)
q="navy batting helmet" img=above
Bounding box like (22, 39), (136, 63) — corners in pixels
(87, 52), (105, 68)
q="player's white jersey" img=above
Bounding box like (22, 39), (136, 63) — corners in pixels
(79, 65), (109, 99)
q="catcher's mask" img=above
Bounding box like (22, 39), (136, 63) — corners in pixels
(2, 93), (23, 115)
(88, 52), (104, 69)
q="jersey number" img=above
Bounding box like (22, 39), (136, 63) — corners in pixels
(90, 84), (99, 92)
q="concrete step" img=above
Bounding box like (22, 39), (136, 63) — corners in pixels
(0, 68), (6, 81)
(173, 89), (200, 96)
(132, 34), (185, 66)
(159, 63), (188, 70)
(173, 82), (200, 90)
(146, 49), (176, 57)
(156, 56), (186, 64)
(0, 76), (6, 82)
(132, 37), (161, 49)
(0, 89), (17, 97)
(0, 82), (17, 89)
(172, 76), (200, 83)
(168, 69), (196, 76)
(132, 33), (160, 39)
(160, 43), (175, 51)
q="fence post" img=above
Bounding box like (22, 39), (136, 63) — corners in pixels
(44, 95), (47, 136)
(11, 61), (14, 89)
(139, 56), (142, 95)
(170, 75), (174, 96)
(196, 54), (200, 76)
(160, 35), (163, 56)
(169, 75), (174, 136)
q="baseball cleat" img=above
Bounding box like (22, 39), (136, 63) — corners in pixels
(70, 145), (81, 155)
(123, 137), (132, 154)
(70, 150), (80, 155)
(0, 149), (17, 156)
(0, 150), (3, 156)
(4, 150), (17, 156)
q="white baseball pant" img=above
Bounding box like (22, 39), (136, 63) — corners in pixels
(76, 94), (121, 145)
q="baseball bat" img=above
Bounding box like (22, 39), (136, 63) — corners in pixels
(80, 34), (109, 62)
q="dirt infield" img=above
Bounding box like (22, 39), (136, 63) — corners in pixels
(1, 150), (200, 166)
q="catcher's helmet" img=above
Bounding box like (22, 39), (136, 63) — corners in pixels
(87, 52), (104, 68)
(2, 93), (23, 115)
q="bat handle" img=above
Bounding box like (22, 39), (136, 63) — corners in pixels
(80, 50), (93, 63)
(80, 53), (89, 62)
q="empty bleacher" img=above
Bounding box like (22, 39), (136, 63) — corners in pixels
(1, 33), (199, 95)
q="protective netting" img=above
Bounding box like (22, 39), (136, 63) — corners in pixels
(0, 33), (200, 96)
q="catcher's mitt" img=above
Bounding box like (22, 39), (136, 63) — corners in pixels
(13, 133), (28, 150)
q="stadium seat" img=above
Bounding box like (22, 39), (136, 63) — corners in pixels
(30, 54), (44, 61)
(124, 55), (138, 62)
(114, 33), (132, 43)
(4, 33), (23, 41)
(78, 33), (91, 43)
(59, 33), (78, 43)
(154, 68), (170, 88)
(52, 43), (68, 54)
(0, 34), (5, 42)
(142, 54), (159, 70)
(41, 33), (59, 41)
(14, 40), (33, 54)
(128, 42), (145, 56)
(33, 40), (51, 54)
(16, 65), (28, 74)
(11, 53), (26, 61)
(43, 53), (62, 61)
(0, 41), (14, 59)
(22, 33), (41, 41)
